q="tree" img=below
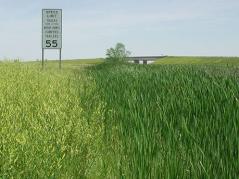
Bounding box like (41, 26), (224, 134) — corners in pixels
(106, 43), (131, 62)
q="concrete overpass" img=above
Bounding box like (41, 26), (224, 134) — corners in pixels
(127, 56), (167, 64)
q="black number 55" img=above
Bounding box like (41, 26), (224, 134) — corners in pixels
(46, 40), (58, 48)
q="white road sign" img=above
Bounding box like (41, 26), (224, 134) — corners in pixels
(42, 9), (62, 49)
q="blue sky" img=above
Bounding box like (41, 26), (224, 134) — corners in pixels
(0, 0), (239, 60)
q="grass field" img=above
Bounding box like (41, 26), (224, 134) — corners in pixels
(0, 57), (239, 178)
(155, 56), (239, 65)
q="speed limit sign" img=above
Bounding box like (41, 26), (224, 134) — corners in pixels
(42, 9), (62, 49)
(42, 9), (62, 69)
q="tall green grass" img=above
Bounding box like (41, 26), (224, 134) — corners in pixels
(0, 60), (238, 178)
(85, 63), (239, 178)
(0, 63), (104, 178)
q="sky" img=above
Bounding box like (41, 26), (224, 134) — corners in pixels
(0, 0), (239, 60)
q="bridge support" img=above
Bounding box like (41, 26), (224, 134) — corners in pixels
(143, 60), (147, 64)
(134, 60), (139, 64)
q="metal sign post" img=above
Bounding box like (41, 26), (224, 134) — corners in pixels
(59, 48), (62, 69)
(42, 9), (62, 69)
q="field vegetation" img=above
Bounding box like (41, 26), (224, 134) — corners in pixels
(0, 57), (238, 178)
(155, 56), (239, 65)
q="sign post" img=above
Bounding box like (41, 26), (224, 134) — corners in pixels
(42, 9), (62, 69)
